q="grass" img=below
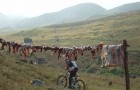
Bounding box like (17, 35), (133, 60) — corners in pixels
(0, 53), (140, 90)
(0, 53), (57, 90)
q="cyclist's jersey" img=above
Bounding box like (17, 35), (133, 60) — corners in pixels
(71, 60), (78, 68)
(66, 60), (78, 72)
(66, 50), (78, 71)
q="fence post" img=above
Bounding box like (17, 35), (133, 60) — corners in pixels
(123, 40), (130, 90)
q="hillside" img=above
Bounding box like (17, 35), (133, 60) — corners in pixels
(16, 3), (106, 28)
(0, 13), (25, 29)
(14, 2), (140, 28)
(0, 3), (106, 29)
(108, 2), (140, 14)
(1, 2), (140, 29)
(5, 9), (140, 76)
(5, 9), (140, 74)
(0, 13), (10, 28)
(6, 10), (140, 50)
(0, 53), (58, 90)
(0, 47), (140, 90)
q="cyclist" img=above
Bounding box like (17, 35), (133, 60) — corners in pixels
(65, 50), (78, 88)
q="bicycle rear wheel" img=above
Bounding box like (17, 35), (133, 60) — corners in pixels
(75, 79), (85, 90)
(56, 75), (67, 88)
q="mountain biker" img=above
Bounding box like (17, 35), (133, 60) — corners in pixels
(65, 49), (78, 88)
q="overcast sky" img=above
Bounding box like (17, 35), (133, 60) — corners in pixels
(0, 0), (140, 17)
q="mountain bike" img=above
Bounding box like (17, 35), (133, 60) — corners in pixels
(56, 71), (85, 90)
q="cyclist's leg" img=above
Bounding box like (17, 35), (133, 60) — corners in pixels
(69, 71), (73, 87)
(69, 68), (78, 87)
(74, 67), (78, 77)
(69, 70), (75, 88)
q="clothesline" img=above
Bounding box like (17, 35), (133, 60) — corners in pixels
(0, 38), (129, 67)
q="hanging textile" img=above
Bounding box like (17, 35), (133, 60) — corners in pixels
(100, 44), (124, 67)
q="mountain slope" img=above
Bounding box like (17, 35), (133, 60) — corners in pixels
(0, 13), (11, 28)
(108, 2), (140, 14)
(18, 2), (140, 28)
(7, 10), (140, 50)
(17, 3), (106, 28)
(0, 13), (25, 29)
(54, 3), (106, 20)
(1, 2), (140, 29)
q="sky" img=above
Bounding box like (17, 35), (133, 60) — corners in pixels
(0, 0), (140, 17)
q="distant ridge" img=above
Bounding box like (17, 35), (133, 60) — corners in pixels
(0, 2), (140, 29)
(0, 13), (10, 28)
(16, 3), (106, 28)
(108, 2), (140, 14)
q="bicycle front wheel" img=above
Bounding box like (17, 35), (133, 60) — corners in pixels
(56, 75), (67, 88)
(75, 79), (86, 90)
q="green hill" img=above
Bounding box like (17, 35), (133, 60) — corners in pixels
(6, 10), (140, 50)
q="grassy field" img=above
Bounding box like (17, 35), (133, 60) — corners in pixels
(0, 53), (140, 90)
(0, 10), (140, 90)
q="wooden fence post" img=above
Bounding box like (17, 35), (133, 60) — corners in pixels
(123, 40), (130, 90)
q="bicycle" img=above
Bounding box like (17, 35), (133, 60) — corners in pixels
(56, 71), (85, 90)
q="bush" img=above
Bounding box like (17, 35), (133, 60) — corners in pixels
(86, 67), (98, 73)
(109, 68), (124, 75)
